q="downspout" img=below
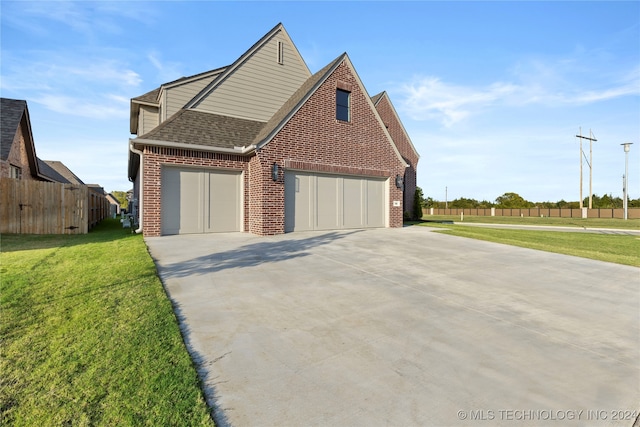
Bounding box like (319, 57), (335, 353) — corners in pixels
(129, 140), (144, 234)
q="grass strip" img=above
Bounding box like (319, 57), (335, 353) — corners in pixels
(422, 215), (640, 230)
(420, 223), (640, 267)
(1, 219), (214, 426)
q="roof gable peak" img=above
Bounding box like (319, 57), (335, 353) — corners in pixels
(185, 23), (311, 110)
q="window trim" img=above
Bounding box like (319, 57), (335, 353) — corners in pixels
(336, 88), (350, 122)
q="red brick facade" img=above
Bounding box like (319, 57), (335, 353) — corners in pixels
(374, 95), (419, 215)
(0, 120), (36, 181)
(137, 59), (410, 237)
(141, 146), (250, 236)
(250, 60), (405, 235)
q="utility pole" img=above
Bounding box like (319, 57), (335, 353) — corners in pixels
(445, 186), (448, 209)
(575, 128), (597, 209)
(621, 143), (633, 220)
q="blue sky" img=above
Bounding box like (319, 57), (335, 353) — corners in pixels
(1, 1), (638, 203)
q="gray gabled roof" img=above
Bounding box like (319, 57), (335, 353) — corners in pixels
(1, 98), (28, 161)
(132, 88), (160, 105)
(138, 109), (266, 150)
(37, 158), (71, 183)
(43, 160), (85, 185)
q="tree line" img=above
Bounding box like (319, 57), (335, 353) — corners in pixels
(415, 188), (640, 210)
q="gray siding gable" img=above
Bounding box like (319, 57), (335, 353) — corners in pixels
(186, 23), (312, 122)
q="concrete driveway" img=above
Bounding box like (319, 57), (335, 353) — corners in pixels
(146, 226), (639, 427)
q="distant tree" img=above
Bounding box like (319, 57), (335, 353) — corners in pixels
(450, 197), (480, 209)
(423, 196), (436, 208)
(111, 191), (129, 210)
(629, 197), (640, 208)
(495, 192), (534, 209)
(413, 187), (424, 220)
(583, 194), (623, 209)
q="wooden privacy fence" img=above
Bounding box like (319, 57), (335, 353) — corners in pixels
(425, 207), (640, 219)
(1, 178), (89, 234)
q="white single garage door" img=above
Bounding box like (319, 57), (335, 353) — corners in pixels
(285, 172), (386, 232)
(161, 167), (242, 235)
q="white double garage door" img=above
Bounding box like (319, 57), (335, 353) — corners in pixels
(161, 167), (387, 235)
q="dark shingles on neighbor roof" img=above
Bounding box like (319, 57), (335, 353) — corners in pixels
(37, 159), (71, 183)
(1, 98), (27, 161)
(138, 109), (266, 150)
(43, 160), (85, 185)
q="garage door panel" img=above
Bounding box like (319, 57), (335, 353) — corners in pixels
(162, 166), (241, 235)
(366, 179), (385, 227)
(285, 172), (386, 232)
(285, 173), (313, 232)
(207, 171), (241, 232)
(316, 175), (340, 230)
(343, 177), (363, 228)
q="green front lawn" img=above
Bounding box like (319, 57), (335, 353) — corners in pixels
(418, 222), (640, 267)
(1, 220), (214, 426)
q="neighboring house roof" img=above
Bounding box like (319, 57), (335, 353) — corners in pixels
(137, 109), (266, 150)
(42, 160), (85, 185)
(1, 97), (46, 179)
(106, 193), (121, 206)
(36, 158), (71, 183)
(1, 98), (28, 161)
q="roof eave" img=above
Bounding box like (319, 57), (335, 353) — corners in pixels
(131, 137), (257, 155)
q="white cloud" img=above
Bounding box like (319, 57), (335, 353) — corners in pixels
(35, 94), (129, 119)
(396, 46), (639, 128)
(399, 77), (519, 126)
(147, 51), (184, 83)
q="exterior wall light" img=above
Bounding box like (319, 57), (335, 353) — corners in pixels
(395, 174), (404, 190)
(272, 162), (279, 182)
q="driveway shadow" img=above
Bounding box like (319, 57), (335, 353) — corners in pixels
(156, 230), (362, 279)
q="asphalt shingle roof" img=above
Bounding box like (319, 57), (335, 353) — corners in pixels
(36, 158), (70, 183)
(1, 98), (27, 161)
(43, 160), (85, 185)
(132, 88), (160, 104)
(138, 109), (266, 150)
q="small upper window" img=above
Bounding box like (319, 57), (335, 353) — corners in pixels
(277, 41), (284, 65)
(336, 89), (350, 122)
(10, 165), (22, 179)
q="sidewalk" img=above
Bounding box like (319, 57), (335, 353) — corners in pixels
(450, 222), (640, 235)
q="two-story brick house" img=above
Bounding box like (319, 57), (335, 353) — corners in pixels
(128, 23), (419, 236)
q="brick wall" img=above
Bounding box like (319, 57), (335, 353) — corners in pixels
(374, 95), (419, 215)
(137, 60), (408, 236)
(141, 146), (249, 237)
(1, 121), (36, 180)
(254, 59), (406, 234)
